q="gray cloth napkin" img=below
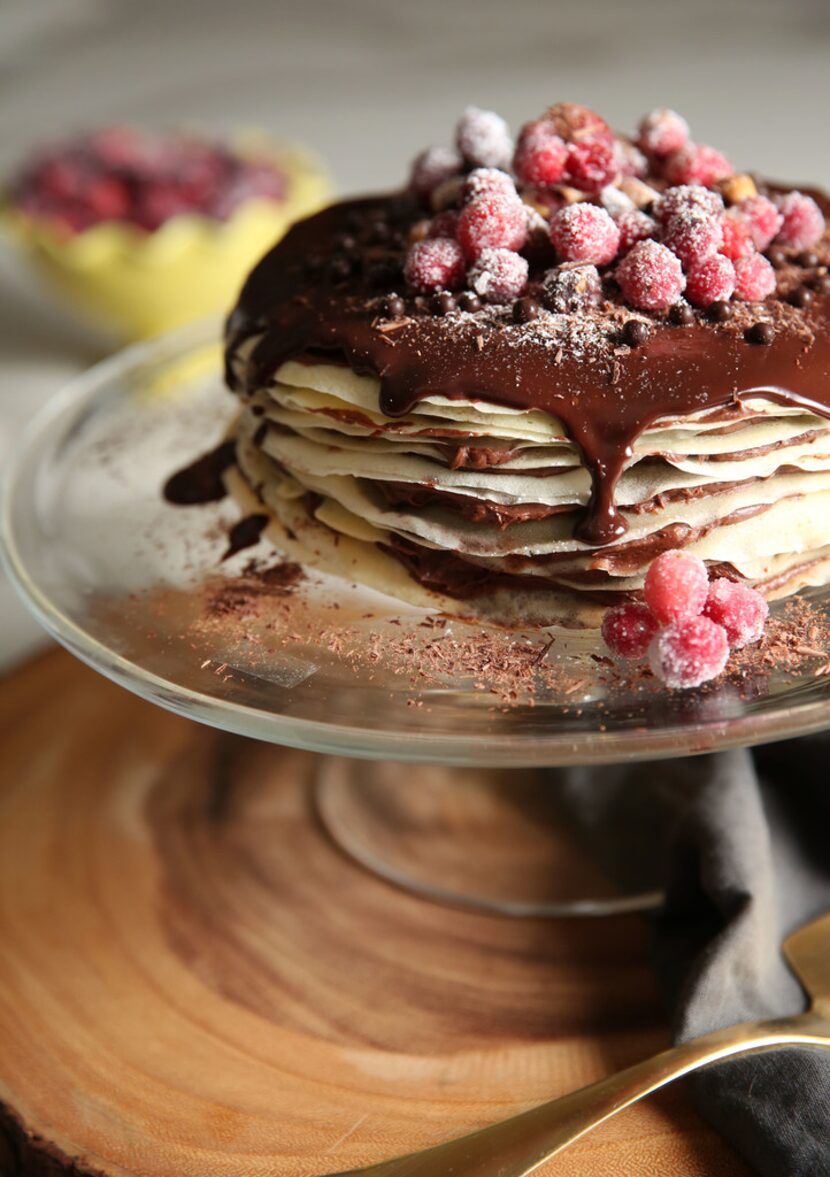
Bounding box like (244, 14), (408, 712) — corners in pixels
(557, 736), (830, 1176)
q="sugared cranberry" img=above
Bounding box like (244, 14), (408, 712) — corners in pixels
(39, 158), (87, 200)
(704, 578), (768, 649)
(566, 139), (619, 194)
(542, 262), (602, 312)
(614, 208), (656, 255)
(455, 106), (513, 170)
(513, 126), (568, 188)
(719, 215), (755, 261)
(409, 146), (462, 206)
(643, 549), (709, 625)
(616, 240), (686, 311)
(663, 210), (723, 269)
(613, 139), (648, 179)
(11, 129), (290, 234)
(134, 185), (194, 231)
(739, 195), (783, 251)
(655, 184), (724, 224)
(428, 209), (459, 238)
(733, 252), (776, 301)
(457, 194), (528, 260)
(85, 175), (131, 220)
(663, 143), (733, 187)
(649, 616), (729, 689)
(51, 208), (93, 234)
(90, 126), (147, 168)
(462, 168), (517, 204)
(637, 108), (690, 158)
(685, 254), (737, 308)
(601, 602), (659, 659)
(550, 203), (620, 265)
(404, 237), (466, 292)
(467, 247), (529, 303)
(774, 191), (826, 251)
(601, 185), (635, 218)
(545, 102), (613, 145)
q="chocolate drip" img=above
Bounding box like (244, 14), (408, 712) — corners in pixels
(163, 440), (235, 504)
(222, 513), (268, 559)
(225, 190), (830, 547)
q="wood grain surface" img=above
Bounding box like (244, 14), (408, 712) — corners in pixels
(0, 650), (750, 1176)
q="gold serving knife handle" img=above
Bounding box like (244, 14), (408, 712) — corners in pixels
(323, 1011), (830, 1177)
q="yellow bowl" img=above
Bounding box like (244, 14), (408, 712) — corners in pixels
(2, 138), (330, 341)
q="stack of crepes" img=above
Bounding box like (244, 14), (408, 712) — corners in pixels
(226, 352), (830, 626)
(221, 102), (830, 627)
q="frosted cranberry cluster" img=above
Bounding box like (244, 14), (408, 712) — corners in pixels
(9, 128), (288, 235)
(405, 103), (825, 314)
(601, 550), (769, 689)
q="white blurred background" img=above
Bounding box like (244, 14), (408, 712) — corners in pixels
(2, 0), (829, 190)
(1, 0), (829, 665)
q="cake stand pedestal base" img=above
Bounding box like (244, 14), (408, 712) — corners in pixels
(315, 759), (665, 917)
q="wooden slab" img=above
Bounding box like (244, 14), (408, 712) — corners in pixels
(0, 650), (750, 1176)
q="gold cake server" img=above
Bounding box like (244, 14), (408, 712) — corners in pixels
(323, 910), (830, 1176)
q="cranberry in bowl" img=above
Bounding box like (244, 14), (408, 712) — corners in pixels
(2, 126), (330, 340)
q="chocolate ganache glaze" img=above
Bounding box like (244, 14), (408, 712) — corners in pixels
(225, 188), (830, 547)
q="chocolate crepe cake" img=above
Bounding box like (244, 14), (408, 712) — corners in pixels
(218, 103), (830, 627)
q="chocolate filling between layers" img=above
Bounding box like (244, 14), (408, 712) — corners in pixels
(236, 451), (790, 596)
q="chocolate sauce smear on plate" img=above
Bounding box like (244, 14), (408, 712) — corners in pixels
(163, 440), (235, 505)
(225, 189), (830, 547)
(222, 513), (269, 560)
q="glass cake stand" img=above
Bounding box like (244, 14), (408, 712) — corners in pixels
(4, 319), (830, 916)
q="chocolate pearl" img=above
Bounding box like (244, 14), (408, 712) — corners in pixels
(367, 258), (402, 290)
(512, 296), (540, 324)
(458, 291), (482, 313)
(304, 253), (325, 276)
(810, 274), (830, 295)
(745, 321), (775, 346)
(788, 286), (814, 308)
(622, 319), (650, 347)
(799, 250), (819, 269)
(327, 254), (353, 283)
(767, 248), (788, 269)
(708, 300), (733, 323)
(366, 220), (392, 245)
(431, 291), (456, 316)
(382, 293), (406, 320)
(669, 303), (695, 327)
